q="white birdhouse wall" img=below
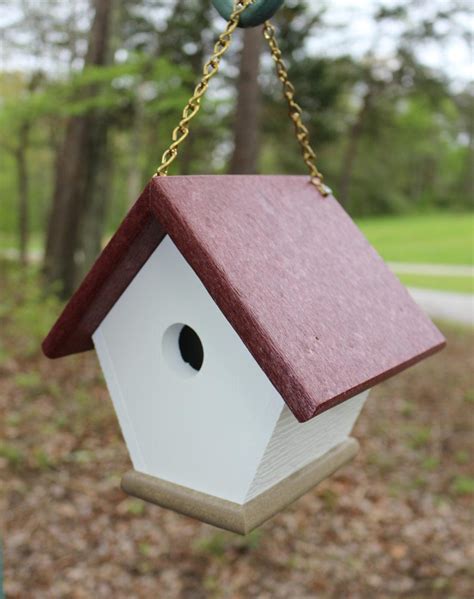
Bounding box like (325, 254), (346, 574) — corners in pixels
(93, 236), (285, 504)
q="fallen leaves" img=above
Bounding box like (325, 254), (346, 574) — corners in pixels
(1, 266), (473, 598)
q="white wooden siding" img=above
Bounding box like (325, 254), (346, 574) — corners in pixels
(246, 391), (368, 501)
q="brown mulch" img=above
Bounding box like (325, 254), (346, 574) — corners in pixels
(1, 265), (473, 598)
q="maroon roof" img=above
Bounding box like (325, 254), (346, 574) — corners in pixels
(43, 175), (445, 422)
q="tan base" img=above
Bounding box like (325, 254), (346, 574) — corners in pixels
(121, 438), (359, 535)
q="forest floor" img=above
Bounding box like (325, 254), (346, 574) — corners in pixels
(1, 261), (473, 598)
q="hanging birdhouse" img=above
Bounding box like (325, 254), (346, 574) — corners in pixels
(42, 175), (445, 534)
(42, 0), (445, 534)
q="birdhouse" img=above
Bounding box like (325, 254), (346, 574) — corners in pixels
(43, 176), (445, 534)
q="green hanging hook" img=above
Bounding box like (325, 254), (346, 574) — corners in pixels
(212, 0), (285, 28)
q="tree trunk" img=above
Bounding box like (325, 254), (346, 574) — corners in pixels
(44, 0), (113, 297)
(229, 27), (263, 174)
(12, 72), (42, 266)
(77, 125), (111, 278)
(15, 123), (30, 266)
(338, 87), (373, 207)
(127, 90), (145, 207)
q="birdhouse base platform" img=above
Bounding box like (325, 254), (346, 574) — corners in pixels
(121, 438), (359, 535)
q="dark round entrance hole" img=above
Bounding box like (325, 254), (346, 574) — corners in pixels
(178, 325), (204, 372)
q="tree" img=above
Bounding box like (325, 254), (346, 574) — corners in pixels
(0, 72), (45, 264)
(228, 27), (263, 174)
(335, 0), (474, 211)
(156, 0), (216, 176)
(337, 60), (381, 207)
(44, 0), (114, 297)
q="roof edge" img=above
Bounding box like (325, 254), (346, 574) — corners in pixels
(42, 183), (166, 359)
(306, 336), (446, 422)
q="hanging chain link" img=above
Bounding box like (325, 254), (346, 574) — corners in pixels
(263, 21), (329, 196)
(156, 0), (254, 177)
(155, 0), (329, 196)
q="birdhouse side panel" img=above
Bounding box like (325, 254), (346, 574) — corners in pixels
(246, 390), (368, 501)
(92, 236), (286, 504)
(93, 326), (148, 473)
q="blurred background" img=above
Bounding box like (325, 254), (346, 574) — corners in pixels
(0, 1), (473, 597)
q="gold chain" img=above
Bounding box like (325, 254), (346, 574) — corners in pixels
(156, 0), (254, 176)
(263, 21), (329, 196)
(155, 1), (329, 196)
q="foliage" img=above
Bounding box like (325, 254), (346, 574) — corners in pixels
(0, 53), (192, 238)
(0, 0), (472, 256)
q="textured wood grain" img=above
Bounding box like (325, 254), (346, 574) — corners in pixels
(43, 175), (445, 421)
(246, 392), (367, 501)
(121, 438), (359, 535)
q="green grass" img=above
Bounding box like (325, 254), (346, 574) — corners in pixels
(357, 212), (474, 265)
(398, 274), (473, 294)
